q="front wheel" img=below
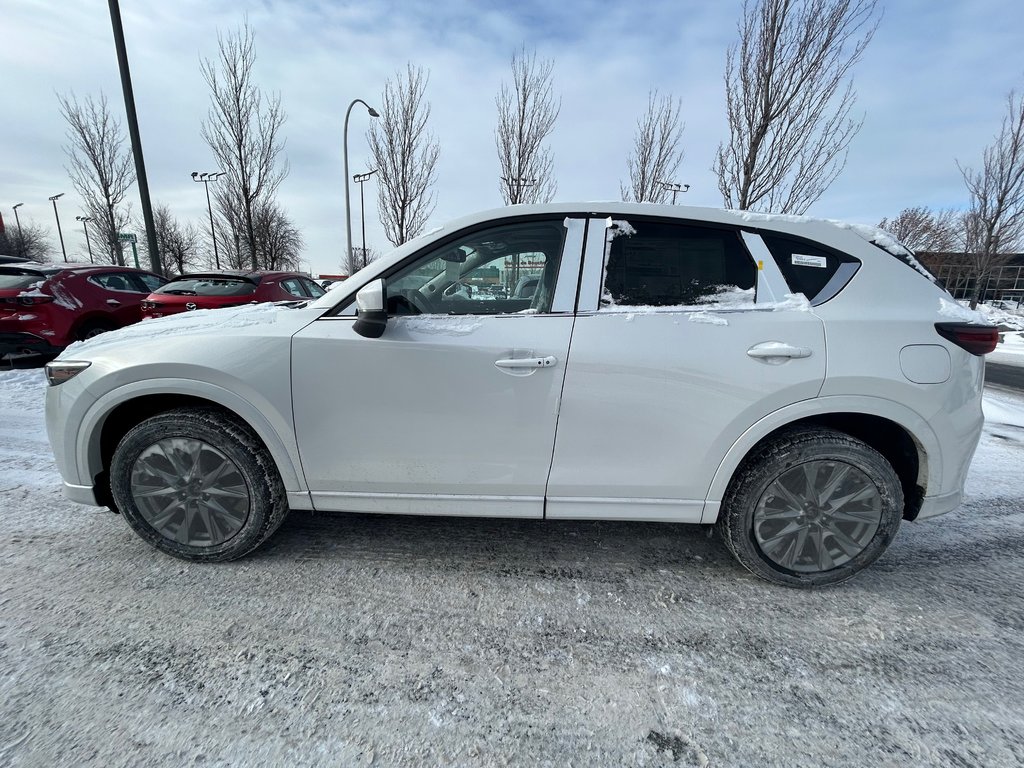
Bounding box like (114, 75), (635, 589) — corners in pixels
(110, 408), (290, 561)
(717, 428), (903, 587)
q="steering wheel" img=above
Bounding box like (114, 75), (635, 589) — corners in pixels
(402, 289), (434, 315)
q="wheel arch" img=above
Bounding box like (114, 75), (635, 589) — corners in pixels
(702, 396), (938, 524)
(78, 379), (307, 509)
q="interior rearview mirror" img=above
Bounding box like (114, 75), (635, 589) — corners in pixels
(353, 278), (387, 338)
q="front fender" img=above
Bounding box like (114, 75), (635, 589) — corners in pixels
(76, 376), (307, 497)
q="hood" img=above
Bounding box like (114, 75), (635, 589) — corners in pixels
(56, 302), (321, 361)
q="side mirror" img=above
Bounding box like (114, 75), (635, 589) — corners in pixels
(353, 278), (388, 338)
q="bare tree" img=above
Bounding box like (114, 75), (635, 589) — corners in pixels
(714, 0), (880, 214)
(345, 246), (379, 276)
(368, 64), (440, 247)
(201, 22), (288, 271)
(58, 92), (136, 264)
(496, 47), (560, 205)
(135, 204), (202, 276)
(0, 221), (54, 262)
(959, 89), (1024, 308)
(877, 206), (961, 253)
(621, 91), (685, 203)
(253, 200), (303, 271)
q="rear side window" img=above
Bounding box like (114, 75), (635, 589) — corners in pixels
(760, 234), (859, 303)
(156, 278), (256, 297)
(602, 220), (756, 307)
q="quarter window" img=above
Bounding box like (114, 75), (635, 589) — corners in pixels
(601, 220), (756, 308)
(760, 234), (859, 303)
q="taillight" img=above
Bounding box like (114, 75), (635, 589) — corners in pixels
(5, 295), (54, 306)
(934, 323), (1000, 355)
(141, 300), (163, 310)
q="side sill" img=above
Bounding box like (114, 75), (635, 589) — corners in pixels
(546, 497), (705, 523)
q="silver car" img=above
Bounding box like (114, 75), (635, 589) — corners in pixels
(44, 204), (998, 586)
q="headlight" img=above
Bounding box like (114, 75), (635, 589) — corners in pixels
(44, 360), (91, 386)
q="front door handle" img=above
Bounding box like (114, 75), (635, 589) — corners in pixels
(494, 356), (557, 370)
(747, 343), (812, 360)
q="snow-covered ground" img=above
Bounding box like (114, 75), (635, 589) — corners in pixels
(1, 370), (1023, 766)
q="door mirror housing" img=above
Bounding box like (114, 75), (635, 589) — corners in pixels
(353, 278), (388, 338)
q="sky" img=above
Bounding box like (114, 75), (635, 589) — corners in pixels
(2, 0), (1023, 277)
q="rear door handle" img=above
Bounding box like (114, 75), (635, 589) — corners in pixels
(747, 343), (812, 360)
(495, 356), (557, 370)
(106, 299), (121, 306)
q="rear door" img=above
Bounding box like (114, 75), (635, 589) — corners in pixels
(545, 216), (827, 522)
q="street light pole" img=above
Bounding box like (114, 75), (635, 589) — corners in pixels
(76, 216), (95, 262)
(191, 171), (222, 269)
(353, 169), (378, 271)
(344, 99), (379, 270)
(12, 203), (24, 239)
(659, 181), (690, 205)
(49, 194), (68, 262)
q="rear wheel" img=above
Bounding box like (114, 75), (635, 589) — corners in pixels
(76, 320), (117, 340)
(110, 408), (289, 561)
(717, 428), (903, 587)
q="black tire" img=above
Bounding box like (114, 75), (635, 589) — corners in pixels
(717, 427), (903, 588)
(76, 319), (117, 341)
(110, 408), (290, 561)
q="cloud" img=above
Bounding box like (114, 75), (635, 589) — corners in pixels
(2, 0), (1023, 272)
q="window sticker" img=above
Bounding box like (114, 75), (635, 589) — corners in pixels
(792, 253), (827, 268)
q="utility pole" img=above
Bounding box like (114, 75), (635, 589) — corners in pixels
(107, 0), (161, 275)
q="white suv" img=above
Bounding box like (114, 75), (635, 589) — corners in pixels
(44, 204), (998, 586)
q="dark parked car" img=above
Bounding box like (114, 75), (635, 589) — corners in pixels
(140, 270), (326, 317)
(0, 263), (166, 360)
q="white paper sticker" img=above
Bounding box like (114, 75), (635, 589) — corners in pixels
(792, 253), (827, 268)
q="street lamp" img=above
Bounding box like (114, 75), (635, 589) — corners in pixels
(353, 169), (378, 271)
(49, 193), (68, 262)
(343, 99), (379, 269)
(191, 171), (223, 268)
(659, 181), (690, 205)
(501, 176), (536, 204)
(11, 203), (24, 239)
(75, 216), (95, 262)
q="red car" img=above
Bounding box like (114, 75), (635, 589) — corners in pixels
(140, 270), (326, 317)
(0, 263), (166, 360)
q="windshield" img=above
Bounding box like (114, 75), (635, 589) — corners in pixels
(156, 278), (257, 297)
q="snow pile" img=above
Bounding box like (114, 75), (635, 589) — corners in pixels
(975, 303), (1024, 331)
(598, 287), (809, 321)
(59, 303), (286, 359)
(938, 299), (988, 324)
(988, 331), (1024, 365)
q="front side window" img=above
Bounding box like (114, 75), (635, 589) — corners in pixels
(601, 220), (756, 308)
(91, 272), (145, 293)
(280, 278), (306, 298)
(382, 219), (567, 316)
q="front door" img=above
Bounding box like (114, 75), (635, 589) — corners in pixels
(291, 217), (585, 518)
